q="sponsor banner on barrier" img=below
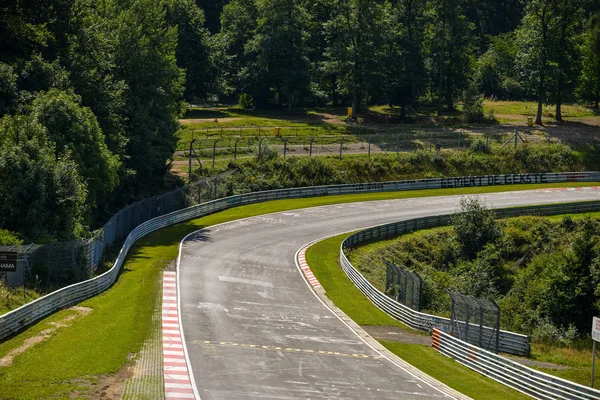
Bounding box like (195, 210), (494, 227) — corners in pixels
(0, 251), (17, 272)
(440, 173), (549, 188)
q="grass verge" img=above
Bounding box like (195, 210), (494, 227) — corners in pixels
(1, 181), (598, 398)
(306, 234), (531, 400)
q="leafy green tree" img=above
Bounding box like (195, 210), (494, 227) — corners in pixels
(380, 0), (426, 117)
(166, 0), (215, 101)
(426, 0), (476, 114)
(214, 0), (258, 101)
(0, 115), (87, 241)
(451, 197), (501, 260)
(577, 13), (600, 108)
(62, 0), (128, 158)
(0, 63), (18, 115)
(109, 0), (185, 197)
(547, 1), (584, 121)
(515, 0), (584, 124)
(244, 0), (310, 109)
(475, 32), (524, 100)
(322, 0), (384, 119)
(31, 89), (120, 213)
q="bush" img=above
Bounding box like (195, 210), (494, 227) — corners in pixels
(238, 93), (254, 109)
(531, 318), (578, 346)
(461, 84), (485, 123)
(469, 137), (489, 153)
(451, 197), (501, 259)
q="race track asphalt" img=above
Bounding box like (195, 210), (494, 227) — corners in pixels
(178, 188), (600, 400)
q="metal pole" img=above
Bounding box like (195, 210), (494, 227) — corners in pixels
(339, 139), (343, 160)
(283, 138), (288, 158)
(593, 340), (597, 388)
(368, 135), (372, 159)
(429, 132), (433, 152)
(234, 138), (240, 162)
(309, 137), (314, 157)
(212, 140), (217, 169)
(188, 140), (193, 180)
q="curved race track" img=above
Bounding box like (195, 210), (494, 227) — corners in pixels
(178, 188), (600, 400)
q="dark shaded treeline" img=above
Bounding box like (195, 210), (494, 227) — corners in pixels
(1, 0), (599, 243)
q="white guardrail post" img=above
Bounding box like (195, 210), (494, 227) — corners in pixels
(1, 171), (599, 344)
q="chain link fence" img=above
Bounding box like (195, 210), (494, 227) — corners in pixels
(1, 171), (235, 288)
(383, 258), (422, 311)
(450, 291), (501, 353)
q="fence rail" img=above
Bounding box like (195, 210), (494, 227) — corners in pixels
(1, 171), (599, 342)
(432, 329), (600, 400)
(340, 198), (600, 357)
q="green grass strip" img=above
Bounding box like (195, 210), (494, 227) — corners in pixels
(0, 181), (597, 398)
(306, 233), (531, 400)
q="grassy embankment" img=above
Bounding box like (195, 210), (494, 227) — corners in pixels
(344, 211), (600, 387)
(1, 182), (595, 398)
(305, 235), (531, 400)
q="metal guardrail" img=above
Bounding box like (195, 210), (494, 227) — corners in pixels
(341, 199), (600, 357)
(1, 171), (599, 342)
(432, 329), (600, 400)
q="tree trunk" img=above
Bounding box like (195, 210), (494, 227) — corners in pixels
(536, 73), (544, 125)
(438, 11), (446, 116)
(437, 45), (444, 115)
(594, 62), (600, 108)
(401, 101), (407, 120)
(446, 67), (454, 111)
(352, 91), (359, 120)
(555, 96), (562, 122)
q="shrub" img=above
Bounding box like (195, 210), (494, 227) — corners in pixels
(452, 197), (501, 259)
(469, 137), (489, 153)
(461, 84), (485, 123)
(238, 93), (254, 109)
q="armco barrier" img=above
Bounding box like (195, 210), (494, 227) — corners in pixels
(432, 328), (600, 400)
(1, 171), (599, 342)
(341, 200), (600, 357)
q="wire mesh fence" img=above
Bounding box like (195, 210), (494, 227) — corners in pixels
(450, 291), (501, 353)
(177, 129), (523, 168)
(383, 258), (422, 311)
(1, 171), (235, 289)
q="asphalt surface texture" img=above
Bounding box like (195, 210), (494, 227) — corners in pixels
(178, 188), (600, 400)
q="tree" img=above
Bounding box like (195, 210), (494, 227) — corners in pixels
(321, 0), (384, 119)
(380, 0), (426, 117)
(515, 0), (584, 124)
(577, 13), (600, 108)
(0, 115), (87, 241)
(426, 0), (476, 114)
(109, 0), (185, 197)
(244, 0), (310, 109)
(166, 0), (215, 101)
(31, 89), (120, 214)
(547, 1), (584, 121)
(451, 197), (501, 260)
(215, 0), (258, 101)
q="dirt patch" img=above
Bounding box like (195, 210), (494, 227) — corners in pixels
(0, 306), (92, 368)
(88, 367), (133, 399)
(361, 325), (431, 345)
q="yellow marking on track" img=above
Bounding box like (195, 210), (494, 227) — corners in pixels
(190, 340), (377, 359)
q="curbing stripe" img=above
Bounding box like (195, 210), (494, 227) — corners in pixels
(162, 271), (196, 399)
(296, 248), (321, 287)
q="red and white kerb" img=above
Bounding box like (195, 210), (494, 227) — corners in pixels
(162, 271), (195, 399)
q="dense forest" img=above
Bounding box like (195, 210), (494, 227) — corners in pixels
(1, 0), (600, 243)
